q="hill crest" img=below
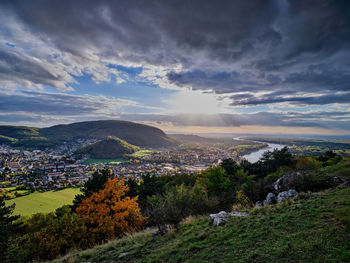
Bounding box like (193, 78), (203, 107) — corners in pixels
(75, 136), (139, 159)
(0, 120), (177, 148)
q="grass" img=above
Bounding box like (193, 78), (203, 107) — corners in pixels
(54, 188), (350, 263)
(5, 188), (81, 216)
(129, 150), (154, 158)
(82, 150), (153, 164)
(83, 158), (128, 164)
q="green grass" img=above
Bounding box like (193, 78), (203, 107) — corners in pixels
(82, 158), (128, 164)
(55, 188), (350, 263)
(129, 150), (153, 158)
(5, 188), (81, 216)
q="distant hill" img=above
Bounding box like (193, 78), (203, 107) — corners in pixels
(0, 120), (177, 149)
(75, 136), (139, 159)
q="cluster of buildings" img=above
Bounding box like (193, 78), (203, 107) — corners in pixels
(0, 145), (92, 195)
(0, 142), (239, 199)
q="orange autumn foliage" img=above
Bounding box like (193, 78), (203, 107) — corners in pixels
(76, 177), (146, 241)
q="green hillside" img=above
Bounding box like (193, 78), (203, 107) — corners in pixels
(75, 136), (139, 159)
(0, 120), (177, 148)
(55, 188), (350, 263)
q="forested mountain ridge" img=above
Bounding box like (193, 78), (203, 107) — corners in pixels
(0, 120), (178, 148)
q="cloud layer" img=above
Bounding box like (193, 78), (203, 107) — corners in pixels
(0, 0), (349, 133)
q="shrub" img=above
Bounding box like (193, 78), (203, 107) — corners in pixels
(235, 190), (251, 208)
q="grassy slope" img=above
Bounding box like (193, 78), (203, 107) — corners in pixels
(55, 188), (350, 263)
(5, 188), (80, 216)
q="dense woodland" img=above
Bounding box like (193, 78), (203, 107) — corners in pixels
(1, 147), (349, 262)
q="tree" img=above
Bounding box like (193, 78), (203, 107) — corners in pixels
(7, 206), (88, 262)
(221, 158), (240, 176)
(72, 168), (111, 210)
(0, 197), (21, 262)
(197, 166), (231, 197)
(76, 177), (146, 242)
(145, 184), (191, 230)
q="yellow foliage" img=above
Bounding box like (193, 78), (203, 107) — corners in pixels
(76, 177), (146, 241)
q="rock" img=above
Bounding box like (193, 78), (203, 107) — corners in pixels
(263, 192), (276, 206)
(118, 252), (129, 259)
(209, 211), (227, 226)
(277, 189), (298, 203)
(273, 178), (283, 192)
(255, 201), (263, 207)
(273, 172), (302, 192)
(229, 212), (249, 217)
(337, 180), (350, 189)
(209, 211), (248, 226)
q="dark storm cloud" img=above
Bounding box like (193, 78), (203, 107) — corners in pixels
(230, 92), (350, 106)
(0, 49), (73, 91)
(0, 0), (350, 121)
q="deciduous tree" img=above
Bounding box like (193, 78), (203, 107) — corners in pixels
(76, 177), (146, 242)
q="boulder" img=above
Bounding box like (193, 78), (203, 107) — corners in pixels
(263, 192), (276, 206)
(209, 211), (249, 226)
(209, 211), (228, 226)
(255, 201), (263, 207)
(277, 189), (298, 203)
(229, 212), (249, 217)
(273, 172), (302, 192)
(273, 178), (283, 192)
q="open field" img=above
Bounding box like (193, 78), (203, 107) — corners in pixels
(55, 188), (350, 263)
(82, 150), (153, 164)
(129, 150), (154, 158)
(5, 188), (81, 216)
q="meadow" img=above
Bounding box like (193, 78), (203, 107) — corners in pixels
(5, 188), (81, 216)
(82, 150), (153, 164)
(55, 188), (350, 263)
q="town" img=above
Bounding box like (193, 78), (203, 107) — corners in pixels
(0, 142), (240, 199)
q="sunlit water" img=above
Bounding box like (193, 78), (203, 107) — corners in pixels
(234, 138), (286, 163)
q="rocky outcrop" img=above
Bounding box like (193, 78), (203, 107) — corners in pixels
(209, 211), (249, 226)
(273, 172), (302, 192)
(277, 189), (298, 203)
(255, 189), (298, 207)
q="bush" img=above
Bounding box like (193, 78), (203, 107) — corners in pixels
(7, 206), (88, 262)
(235, 190), (251, 208)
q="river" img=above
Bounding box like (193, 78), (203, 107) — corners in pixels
(234, 138), (286, 163)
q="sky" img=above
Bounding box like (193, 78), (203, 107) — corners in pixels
(0, 0), (350, 135)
